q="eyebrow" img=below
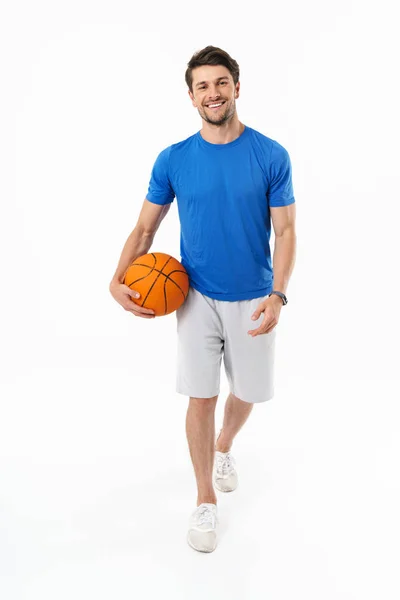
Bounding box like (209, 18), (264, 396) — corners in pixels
(195, 76), (229, 88)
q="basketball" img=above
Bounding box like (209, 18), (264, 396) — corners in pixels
(123, 252), (190, 317)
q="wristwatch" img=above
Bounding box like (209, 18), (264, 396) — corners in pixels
(268, 290), (288, 305)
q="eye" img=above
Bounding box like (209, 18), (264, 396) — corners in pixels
(198, 81), (228, 90)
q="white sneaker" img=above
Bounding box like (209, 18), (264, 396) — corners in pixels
(213, 450), (238, 492)
(187, 503), (218, 553)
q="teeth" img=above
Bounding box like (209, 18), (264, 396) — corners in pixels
(208, 102), (223, 108)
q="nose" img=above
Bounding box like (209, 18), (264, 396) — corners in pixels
(207, 86), (221, 102)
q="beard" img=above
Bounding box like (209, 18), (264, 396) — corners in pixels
(199, 99), (235, 126)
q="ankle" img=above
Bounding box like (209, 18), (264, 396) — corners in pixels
(197, 496), (217, 506)
(215, 429), (232, 453)
(215, 444), (232, 453)
(215, 438), (232, 453)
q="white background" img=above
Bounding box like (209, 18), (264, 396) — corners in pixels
(1, 0), (399, 598)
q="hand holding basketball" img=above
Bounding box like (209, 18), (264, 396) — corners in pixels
(109, 282), (156, 318)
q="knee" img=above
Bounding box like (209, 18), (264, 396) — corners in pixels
(189, 395), (218, 409)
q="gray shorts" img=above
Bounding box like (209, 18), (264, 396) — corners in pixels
(175, 286), (276, 403)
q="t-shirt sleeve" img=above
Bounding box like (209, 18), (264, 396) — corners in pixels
(145, 147), (175, 205)
(267, 142), (295, 207)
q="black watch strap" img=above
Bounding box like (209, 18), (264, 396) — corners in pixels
(268, 290), (288, 305)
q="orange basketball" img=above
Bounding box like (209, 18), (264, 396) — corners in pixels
(123, 252), (189, 317)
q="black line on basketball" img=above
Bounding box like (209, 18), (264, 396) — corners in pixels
(163, 277), (168, 315)
(142, 255), (173, 309)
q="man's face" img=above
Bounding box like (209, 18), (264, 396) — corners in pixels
(189, 65), (240, 127)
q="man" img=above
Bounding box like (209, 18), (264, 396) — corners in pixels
(109, 45), (296, 553)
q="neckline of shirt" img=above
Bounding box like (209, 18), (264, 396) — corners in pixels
(196, 125), (249, 149)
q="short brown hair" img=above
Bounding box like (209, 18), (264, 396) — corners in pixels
(185, 45), (240, 94)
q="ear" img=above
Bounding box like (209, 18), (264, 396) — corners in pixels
(188, 89), (197, 107)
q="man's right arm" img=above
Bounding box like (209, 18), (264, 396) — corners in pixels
(109, 198), (171, 287)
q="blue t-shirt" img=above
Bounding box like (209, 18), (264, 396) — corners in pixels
(146, 124), (295, 301)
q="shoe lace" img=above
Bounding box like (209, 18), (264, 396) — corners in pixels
(215, 452), (235, 477)
(195, 505), (216, 526)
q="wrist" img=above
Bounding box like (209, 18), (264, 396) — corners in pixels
(268, 290), (288, 305)
(269, 294), (284, 306)
(110, 278), (123, 289)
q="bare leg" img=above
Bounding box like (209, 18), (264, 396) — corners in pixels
(215, 392), (254, 453)
(186, 396), (218, 506)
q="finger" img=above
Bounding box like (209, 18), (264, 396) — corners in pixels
(248, 319), (271, 334)
(249, 324), (277, 337)
(130, 305), (155, 316)
(248, 327), (262, 336)
(138, 308), (156, 315)
(130, 310), (155, 318)
(124, 284), (140, 295)
(126, 301), (155, 315)
(248, 320), (275, 336)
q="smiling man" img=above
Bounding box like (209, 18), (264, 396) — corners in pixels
(109, 45), (297, 553)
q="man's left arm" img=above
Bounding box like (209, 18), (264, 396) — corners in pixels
(248, 203), (297, 336)
(270, 203), (297, 296)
